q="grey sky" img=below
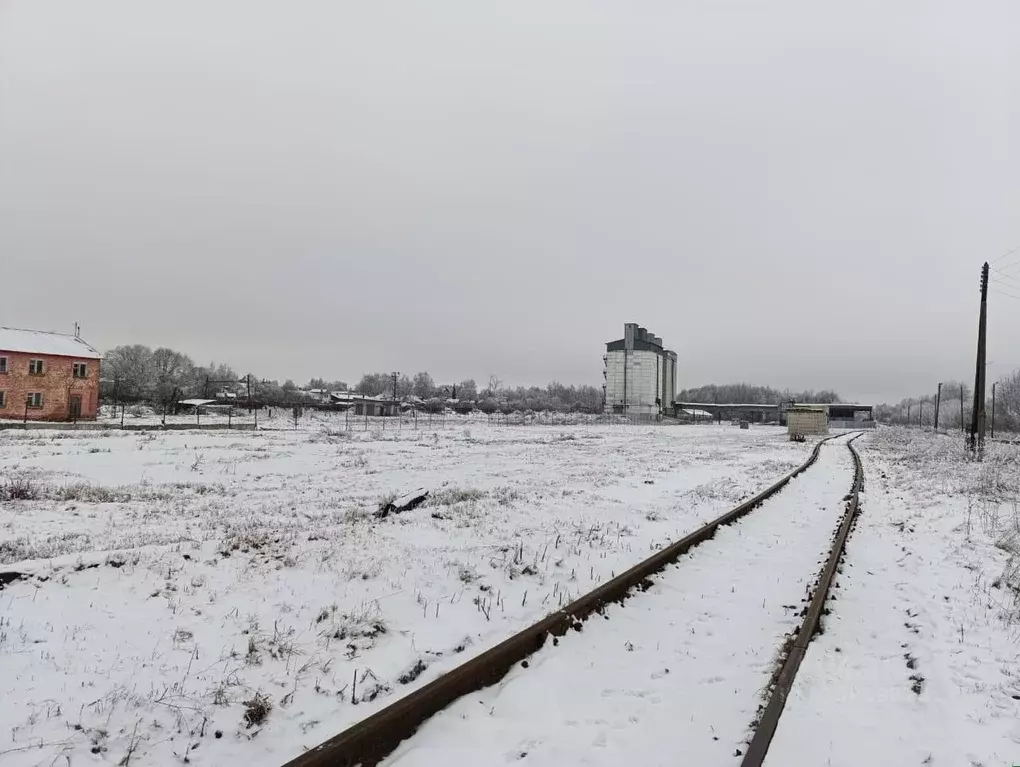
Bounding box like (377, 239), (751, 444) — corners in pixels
(2, 0), (1018, 403)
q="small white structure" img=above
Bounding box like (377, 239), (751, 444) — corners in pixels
(603, 323), (677, 417)
(787, 406), (829, 439)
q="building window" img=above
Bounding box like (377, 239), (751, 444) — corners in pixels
(0, 357), (7, 374)
(27, 393), (44, 408)
(73, 362), (88, 379)
(0, 391), (5, 408)
(29, 359), (45, 376)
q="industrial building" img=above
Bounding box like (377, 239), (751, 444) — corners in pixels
(603, 323), (677, 417)
(672, 400), (875, 428)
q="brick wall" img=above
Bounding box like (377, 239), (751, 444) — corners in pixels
(0, 351), (100, 421)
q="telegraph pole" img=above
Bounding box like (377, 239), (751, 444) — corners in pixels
(934, 382), (942, 432)
(969, 262), (989, 454)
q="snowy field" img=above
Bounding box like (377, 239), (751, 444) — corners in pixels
(380, 434), (859, 767)
(766, 428), (1020, 766)
(0, 421), (809, 766)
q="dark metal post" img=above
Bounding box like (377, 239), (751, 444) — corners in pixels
(934, 382), (942, 431)
(991, 382), (996, 438)
(970, 262), (989, 453)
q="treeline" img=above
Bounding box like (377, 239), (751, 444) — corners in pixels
(100, 345), (603, 412)
(352, 371), (603, 413)
(677, 383), (842, 405)
(877, 372), (1020, 432)
(101, 345), (296, 406)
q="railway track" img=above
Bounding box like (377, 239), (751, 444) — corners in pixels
(285, 432), (865, 767)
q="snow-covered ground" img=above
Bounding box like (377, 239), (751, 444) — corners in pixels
(765, 428), (1020, 766)
(380, 433), (859, 767)
(0, 421), (808, 766)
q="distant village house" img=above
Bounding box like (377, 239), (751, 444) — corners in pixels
(0, 327), (102, 421)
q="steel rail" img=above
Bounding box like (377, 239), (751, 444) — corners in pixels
(739, 433), (864, 767)
(283, 434), (843, 767)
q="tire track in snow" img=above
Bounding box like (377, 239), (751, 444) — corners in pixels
(376, 435), (859, 767)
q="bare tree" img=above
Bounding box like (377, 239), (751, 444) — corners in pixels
(103, 345), (155, 401)
(995, 369), (1020, 433)
(151, 347), (193, 405)
(412, 371), (436, 399)
(354, 373), (391, 396)
(458, 379), (478, 401)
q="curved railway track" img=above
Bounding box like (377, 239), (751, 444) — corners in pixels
(285, 432), (865, 767)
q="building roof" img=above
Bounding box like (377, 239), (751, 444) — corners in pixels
(0, 327), (102, 359)
(329, 391), (397, 403)
(675, 401), (780, 410)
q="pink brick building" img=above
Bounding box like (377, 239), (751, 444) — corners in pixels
(0, 327), (102, 421)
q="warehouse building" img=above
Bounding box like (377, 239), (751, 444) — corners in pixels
(603, 323), (677, 417)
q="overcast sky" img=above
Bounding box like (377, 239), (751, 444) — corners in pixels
(1, 1), (1018, 403)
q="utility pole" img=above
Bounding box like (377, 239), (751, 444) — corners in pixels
(934, 382), (942, 432)
(991, 382), (997, 438)
(969, 262), (989, 454)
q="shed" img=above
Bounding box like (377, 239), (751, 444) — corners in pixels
(787, 406), (829, 438)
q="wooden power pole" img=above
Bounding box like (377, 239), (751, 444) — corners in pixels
(969, 262), (989, 454)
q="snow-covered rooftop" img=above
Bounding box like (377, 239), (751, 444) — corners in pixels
(0, 327), (102, 359)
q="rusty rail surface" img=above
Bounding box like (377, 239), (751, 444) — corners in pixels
(283, 434), (842, 767)
(740, 433), (864, 767)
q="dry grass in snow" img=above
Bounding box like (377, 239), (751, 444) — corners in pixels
(0, 419), (809, 766)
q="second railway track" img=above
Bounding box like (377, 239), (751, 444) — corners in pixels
(287, 432), (865, 767)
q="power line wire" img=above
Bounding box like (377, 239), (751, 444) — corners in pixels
(990, 288), (1020, 302)
(990, 274), (1020, 290)
(991, 265), (1020, 280)
(991, 244), (1020, 265)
